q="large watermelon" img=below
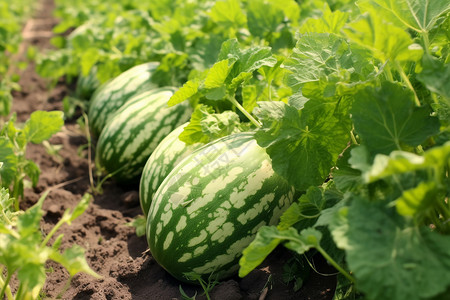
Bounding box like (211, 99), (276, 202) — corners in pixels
(139, 123), (202, 217)
(146, 132), (295, 283)
(95, 88), (192, 182)
(88, 62), (159, 137)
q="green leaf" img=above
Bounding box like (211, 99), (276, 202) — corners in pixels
(332, 147), (363, 192)
(238, 226), (284, 277)
(17, 263), (46, 298)
(24, 160), (40, 187)
(357, 0), (450, 33)
(279, 185), (340, 231)
(180, 105), (215, 145)
(200, 110), (241, 139)
(205, 86), (227, 100)
(0, 137), (18, 187)
(343, 13), (423, 62)
(50, 245), (100, 278)
(24, 111), (64, 144)
(204, 59), (233, 89)
(17, 194), (45, 237)
(284, 227), (322, 255)
(254, 100), (350, 190)
(80, 48), (100, 76)
(325, 205), (350, 250)
(345, 197), (450, 300)
(69, 193), (91, 223)
(416, 54), (450, 98)
(179, 104), (242, 145)
(241, 85), (258, 113)
(168, 80), (200, 106)
(351, 82), (440, 155)
(239, 226), (321, 278)
(365, 142), (450, 182)
(300, 6), (349, 34)
(246, 0), (285, 38)
(283, 33), (375, 94)
(209, 0), (247, 30)
(228, 45), (277, 80)
(395, 181), (438, 217)
(127, 215), (147, 237)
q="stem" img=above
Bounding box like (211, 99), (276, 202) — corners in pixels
(0, 272), (13, 300)
(317, 246), (356, 284)
(422, 32), (431, 55)
(394, 61), (421, 106)
(385, 63), (394, 82)
(82, 113), (95, 191)
(350, 130), (358, 145)
(41, 216), (67, 247)
(228, 96), (261, 128)
(13, 176), (21, 211)
(199, 280), (211, 300)
(431, 93), (439, 105)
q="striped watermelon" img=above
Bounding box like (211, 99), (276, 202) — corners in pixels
(146, 132), (295, 283)
(139, 123), (202, 217)
(75, 66), (100, 100)
(95, 88), (192, 182)
(88, 62), (159, 137)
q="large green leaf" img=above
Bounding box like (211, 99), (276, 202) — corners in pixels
(357, 0), (450, 33)
(343, 13), (423, 62)
(351, 82), (440, 155)
(417, 54), (450, 99)
(246, 0), (285, 38)
(345, 198), (450, 300)
(254, 100), (350, 190)
(283, 33), (376, 95)
(299, 6), (349, 34)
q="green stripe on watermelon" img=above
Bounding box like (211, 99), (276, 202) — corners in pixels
(88, 62), (159, 137)
(146, 132), (295, 283)
(96, 88), (192, 182)
(139, 123), (202, 217)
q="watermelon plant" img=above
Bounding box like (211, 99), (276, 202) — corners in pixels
(95, 88), (192, 182)
(0, 0), (34, 116)
(146, 132), (296, 282)
(0, 111), (64, 209)
(161, 0), (450, 298)
(0, 189), (99, 299)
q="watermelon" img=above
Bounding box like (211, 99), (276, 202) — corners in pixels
(88, 62), (159, 137)
(139, 123), (202, 217)
(95, 88), (192, 182)
(75, 66), (100, 100)
(146, 132), (295, 283)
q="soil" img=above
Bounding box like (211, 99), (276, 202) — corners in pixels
(9, 0), (337, 299)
